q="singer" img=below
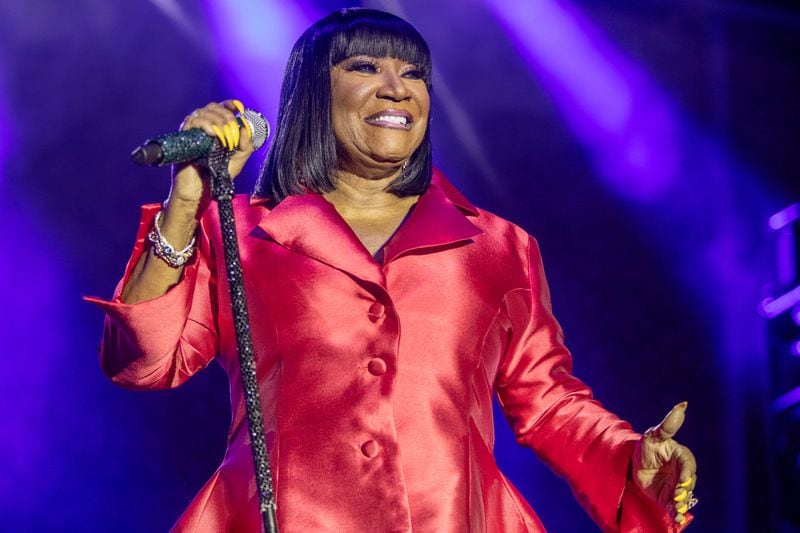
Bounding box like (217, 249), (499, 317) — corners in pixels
(87, 8), (697, 532)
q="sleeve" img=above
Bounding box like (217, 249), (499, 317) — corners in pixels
(494, 235), (689, 532)
(83, 204), (219, 390)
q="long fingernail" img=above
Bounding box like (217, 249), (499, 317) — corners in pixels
(679, 477), (693, 488)
(228, 120), (240, 148)
(212, 125), (228, 148)
(677, 504), (688, 514)
(224, 123), (235, 150)
(233, 99), (245, 114)
(674, 489), (688, 502)
(676, 401), (688, 409)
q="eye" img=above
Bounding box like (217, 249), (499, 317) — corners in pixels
(346, 61), (378, 74)
(402, 69), (424, 80)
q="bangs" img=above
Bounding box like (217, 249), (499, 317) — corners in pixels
(326, 14), (432, 87)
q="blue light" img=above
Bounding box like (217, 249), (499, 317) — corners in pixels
(201, 0), (320, 125)
(484, 0), (679, 201)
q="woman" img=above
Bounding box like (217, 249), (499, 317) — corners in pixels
(87, 8), (697, 532)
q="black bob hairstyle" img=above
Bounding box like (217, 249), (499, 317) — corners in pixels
(254, 8), (433, 202)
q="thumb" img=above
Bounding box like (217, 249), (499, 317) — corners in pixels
(646, 401), (687, 441)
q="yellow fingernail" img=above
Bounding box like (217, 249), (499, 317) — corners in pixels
(676, 515), (686, 525)
(229, 120), (240, 148)
(233, 99), (245, 114)
(679, 477), (693, 488)
(676, 401), (688, 409)
(674, 490), (687, 502)
(224, 123), (235, 150)
(677, 504), (688, 514)
(212, 125), (227, 148)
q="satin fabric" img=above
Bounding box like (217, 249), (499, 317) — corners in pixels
(87, 169), (686, 532)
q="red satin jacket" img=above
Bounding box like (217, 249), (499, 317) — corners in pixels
(87, 170), (684, 532)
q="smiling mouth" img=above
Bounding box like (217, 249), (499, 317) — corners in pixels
(364, 111), (413, 130)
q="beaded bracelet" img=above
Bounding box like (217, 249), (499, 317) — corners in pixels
(147, 210), (197, 268)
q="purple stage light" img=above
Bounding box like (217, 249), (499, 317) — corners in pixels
(484, 0), (679, 201)
(769, 203), (800, 230)
(790, 340), (800, 357)
(201, 0), (319, 125)
(773, 386), (800, 412)
(0, 80), (9, 179)
(0, 197), (68, 515)
(484, 3), (776, 530)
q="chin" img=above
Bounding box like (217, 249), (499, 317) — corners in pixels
(369, 144), (419, 163)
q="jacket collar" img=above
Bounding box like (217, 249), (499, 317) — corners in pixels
(249, 168), (483, 287)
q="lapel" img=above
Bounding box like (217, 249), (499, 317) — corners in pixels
(381, 169), (483, 264)
(251, 192), (385, 286)
(249, 168), (483, 286)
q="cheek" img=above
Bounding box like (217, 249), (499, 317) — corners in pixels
(331, 96), (363, 138)
(416, 87), (431, 117)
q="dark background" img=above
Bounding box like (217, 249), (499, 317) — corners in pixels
(0, 0), (798, 531)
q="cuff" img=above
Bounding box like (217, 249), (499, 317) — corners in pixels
(83, 204), (202, 385)
(618, 469), (694, 532)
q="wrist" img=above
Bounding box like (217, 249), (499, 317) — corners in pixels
(147, 210), (197, 268)
(164, 194), (202, 213)
(160, 199), (200, 248)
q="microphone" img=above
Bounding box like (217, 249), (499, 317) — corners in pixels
(131, 109), (270, 166)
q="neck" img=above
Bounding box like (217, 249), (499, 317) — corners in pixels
(324, 169), (416, 215)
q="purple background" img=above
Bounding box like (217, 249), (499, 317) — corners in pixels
(1, 0), (798, 531)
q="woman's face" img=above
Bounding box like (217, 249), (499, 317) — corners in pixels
(330, 55), (430, 176)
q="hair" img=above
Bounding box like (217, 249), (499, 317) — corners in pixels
(254, 8), (433, 202)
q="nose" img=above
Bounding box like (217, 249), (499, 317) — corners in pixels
(376, 69), (411, 102)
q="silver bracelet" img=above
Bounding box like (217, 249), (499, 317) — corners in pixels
(147, 210), (197, 268)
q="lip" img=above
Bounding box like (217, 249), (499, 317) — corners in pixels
(364, 109), (414, 130)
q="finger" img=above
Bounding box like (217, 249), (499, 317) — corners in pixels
(212, 125), (228, 149)
(203, 102), (238, 126)
(227, 120), (240, 149)
(223, 99), (254, 142)
(204, 103), (239, 150)
(238, 122), (254, 152)
(181, 110), (214, 133)
(672, 489), (693, 525)
(181, 107), (229, 145)
(221, 99), (244, 114)
(203, 103), (238, 148)
(223, 122), (235, 150)
(675, 446), (697, 491)
(225, 99), (252, 148)
(186, 115), (224, 143)
(648, 401), (687, 442)
(666, 501), (688, 525)
(180, 110), (199, 131)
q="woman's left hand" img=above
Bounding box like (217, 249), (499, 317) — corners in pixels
(632, 402), (698, 526)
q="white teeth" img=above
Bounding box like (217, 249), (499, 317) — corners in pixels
(372, 115), (408, 125)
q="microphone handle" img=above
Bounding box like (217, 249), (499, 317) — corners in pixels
(132, 128), (216, 167)
(131, 113), (254, 167)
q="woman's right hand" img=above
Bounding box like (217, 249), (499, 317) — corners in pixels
(169, 99), (256, 209)
(120, 99), (254, 304)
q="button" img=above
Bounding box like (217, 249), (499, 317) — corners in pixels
(367, 302), (385, 321)
(367, 358), (387, 376)
(361, 440), (380, 458)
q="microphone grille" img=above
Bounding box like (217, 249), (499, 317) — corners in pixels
(242, 109), (270, 150)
